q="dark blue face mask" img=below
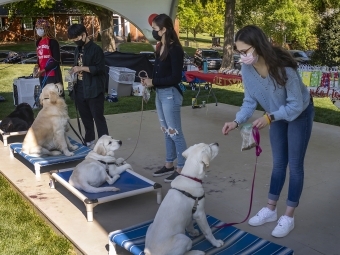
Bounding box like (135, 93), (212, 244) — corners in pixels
(152, 30), (162, 41)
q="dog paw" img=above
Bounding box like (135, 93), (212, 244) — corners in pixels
(116, 157), (126, 164)
(212, 239), (224, 247)
(112, 187), (120, 192)
(64, 151), (74, 156)
(70, 145), (79, 151)
(187, 229), (200, 237)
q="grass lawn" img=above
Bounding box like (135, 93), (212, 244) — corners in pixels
(0, 40), (340, 254)
(0, 175), (77, 255)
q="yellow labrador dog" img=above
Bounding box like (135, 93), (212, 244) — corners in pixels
(144, 143), (224, 255)
(22, 83), (78, 156)
(69, 135), (133, 193)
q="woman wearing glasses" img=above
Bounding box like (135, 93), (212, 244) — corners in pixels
(222, 25), (314, 238)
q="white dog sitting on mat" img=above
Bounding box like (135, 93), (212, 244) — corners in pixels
(69, 135), (132, 193)
(144, 143), (224, 255)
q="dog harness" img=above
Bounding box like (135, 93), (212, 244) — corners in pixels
(172, 188), (205, 214)
(98, 160), (125, 171)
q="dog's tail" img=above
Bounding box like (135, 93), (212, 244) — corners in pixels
(74, 182), (120, 194)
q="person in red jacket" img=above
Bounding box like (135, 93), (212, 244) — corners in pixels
(34, 19), (63, 88)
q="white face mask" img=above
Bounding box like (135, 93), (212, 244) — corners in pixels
(240, 48), (258, 65)
(36, 28), (45, 37)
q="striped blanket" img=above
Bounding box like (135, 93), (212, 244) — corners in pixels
(109, 215), (294, 255)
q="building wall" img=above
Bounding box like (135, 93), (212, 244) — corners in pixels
(0, 14), (179, 43)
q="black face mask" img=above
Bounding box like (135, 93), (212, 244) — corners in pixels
(152, 30), (162, 41)
(74, 35), (85, 47)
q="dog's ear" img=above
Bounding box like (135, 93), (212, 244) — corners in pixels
(182, 146), (193, 159)
(49, 90), (59, 104)
(201, 149), (210, 168)
(94, 143), (106, 155)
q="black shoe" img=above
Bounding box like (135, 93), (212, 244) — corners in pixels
(153, 166), (175, 177)
(164, 171), (180, 183)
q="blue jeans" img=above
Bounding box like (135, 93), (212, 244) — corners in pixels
(268, 100), (314, 207)
(155, 87), (187, 168)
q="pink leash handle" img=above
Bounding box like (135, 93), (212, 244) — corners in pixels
(215, 126), (262, 228)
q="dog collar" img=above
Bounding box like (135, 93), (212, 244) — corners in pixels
(180, 174), (203, 184)
(172, 188), (205, 214)
(98, 160), (117, 166)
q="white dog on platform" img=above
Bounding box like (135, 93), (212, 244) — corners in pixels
(69, 135), (132, 193)
(144, 143), (224, 255)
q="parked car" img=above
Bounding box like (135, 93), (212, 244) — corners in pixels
(288, 50), (311, 64)
(194, 48), (222, 70)
(139, 51), (155, 65)
(60, 45), (76, 65)
(20, 52), (38, 64)
(233, 54), (242, 70)
(305, 50), (315, 58)
(0, 51), (21, 63)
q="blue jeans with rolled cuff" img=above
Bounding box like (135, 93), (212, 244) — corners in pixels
(155, 87), (187, 168)
(268, 100), (314, 207)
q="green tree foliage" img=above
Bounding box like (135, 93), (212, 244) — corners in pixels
(312, 10), (340, 66)
(235, 0), (317, 49)
(201, 0), (225, 37)
(177, 0), (204, 40)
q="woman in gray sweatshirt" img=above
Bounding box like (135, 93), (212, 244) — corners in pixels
(222, 25), (314, 238)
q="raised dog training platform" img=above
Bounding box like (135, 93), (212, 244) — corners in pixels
(9, 138), (91, 176)
(0, 120), (27, 147)
(49, 168), (162, 222)
(108, 215), (294, 255)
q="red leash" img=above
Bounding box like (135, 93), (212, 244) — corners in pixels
(215, 127), (262, 228)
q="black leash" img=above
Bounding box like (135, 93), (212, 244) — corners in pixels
(68, 85), (86, 146)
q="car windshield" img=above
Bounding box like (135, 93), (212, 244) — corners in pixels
(203, 51), (219, 58)
(293, 51), (308, 58)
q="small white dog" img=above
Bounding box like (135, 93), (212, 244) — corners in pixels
(144, 143), (224, 255)
(69, 135), (132, 193)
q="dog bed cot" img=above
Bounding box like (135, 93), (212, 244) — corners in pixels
(108, 215), (294, 255)
(49, 168), (162, 222)
(9, 138), (91, 176)
(0, 120), (28, 147)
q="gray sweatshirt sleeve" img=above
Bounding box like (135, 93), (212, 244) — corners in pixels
(269, 70), (305, 121)
(235, 86), (258, 124)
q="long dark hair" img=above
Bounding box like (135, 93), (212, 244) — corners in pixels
(235, 25), (297, 86)
(152, 14), (182, 61)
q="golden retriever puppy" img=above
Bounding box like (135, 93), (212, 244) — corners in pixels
(69, 135), (133, 193)
(22, 83), (78, 156)
(144, 143), (224, 255)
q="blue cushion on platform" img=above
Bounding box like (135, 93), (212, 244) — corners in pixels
(10, 138), (91, 166)
(109, 215), (294, 255)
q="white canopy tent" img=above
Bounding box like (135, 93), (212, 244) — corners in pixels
(0, 0), (179, 42)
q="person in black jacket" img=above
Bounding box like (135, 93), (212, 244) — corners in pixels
(141, 14), (187, 183)
(34, 19), (63, 87)
(68, 24), (109, 148)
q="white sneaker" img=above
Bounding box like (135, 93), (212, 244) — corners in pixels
(271, 215), (294, 238)
(248, 207), (277, 226)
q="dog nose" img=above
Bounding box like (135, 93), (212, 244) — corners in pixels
(118, 140), (122, 145)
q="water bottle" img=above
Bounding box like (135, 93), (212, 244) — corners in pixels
(111, 88), (117, 97)
(203, 61), (208, 73)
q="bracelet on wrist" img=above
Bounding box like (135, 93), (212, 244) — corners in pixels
(264, 113), (271, 124)
(233, 120), (239, 128)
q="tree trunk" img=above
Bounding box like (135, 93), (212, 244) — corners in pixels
(221, 0), (236, 69)
(93, 8), (116, 52)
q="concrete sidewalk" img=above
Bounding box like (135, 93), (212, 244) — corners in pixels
(0, 104), (339, 255)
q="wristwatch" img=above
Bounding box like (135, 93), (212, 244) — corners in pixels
(269, 114), (275, 121)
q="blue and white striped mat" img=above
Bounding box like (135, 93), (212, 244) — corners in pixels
(109, 215), (294, 255)
(10, 138), (91, 166)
